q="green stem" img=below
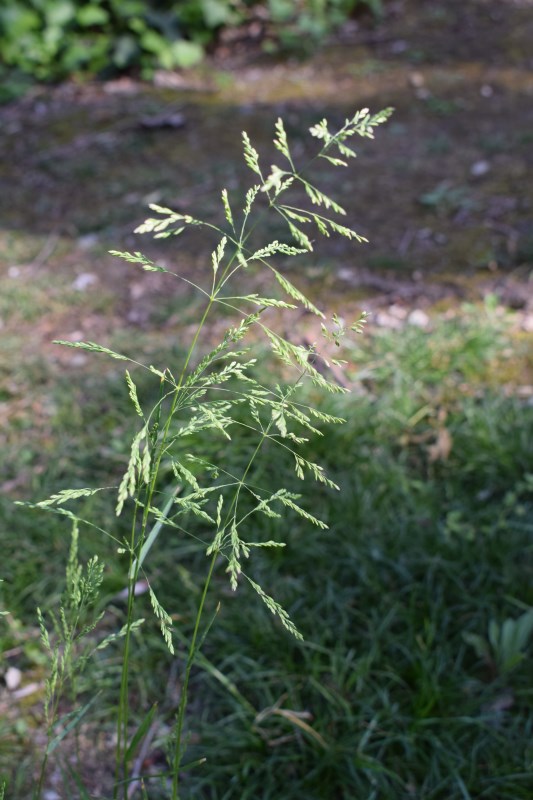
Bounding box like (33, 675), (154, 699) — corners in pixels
(113, 498), (139, 798)
(171, 551), (217, 800)
(114, 298), (215, 799)
(169, 375), (305, 798)
(169, 428), (270, 799)
(34, 755), (48, 800)
(113, 145), (312, 793)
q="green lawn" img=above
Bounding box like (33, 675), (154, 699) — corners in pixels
(1, 303), (532, 799)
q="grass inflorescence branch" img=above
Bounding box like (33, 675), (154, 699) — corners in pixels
(28, 106), (391, 799)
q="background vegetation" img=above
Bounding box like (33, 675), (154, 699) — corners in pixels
(1, 300), (532, 797)
(0, 0), (381, 84)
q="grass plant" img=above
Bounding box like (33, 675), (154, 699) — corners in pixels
(10, 106), (404, 798)
(1, 97), (532, 797)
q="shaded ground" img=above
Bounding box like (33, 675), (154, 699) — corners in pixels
(2, 1), (533, 309)
(1, 0), (532, 495)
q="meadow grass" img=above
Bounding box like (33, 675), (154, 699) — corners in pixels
(1, 105), (531, 798)
(137, 307), (532, 799)
(1, 301), (531, 798)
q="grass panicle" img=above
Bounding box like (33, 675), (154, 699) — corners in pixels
(20, 108), (392, 798)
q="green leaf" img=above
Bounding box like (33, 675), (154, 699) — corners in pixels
(125, 703), (158, 762)
(201, 0), (239, 27)
(462, 632), (491, 661)
(45, 1), (75, 28)
(77, 6), (109, 26)
(58, 764), (92, 800)
(167, 39), (204, 69)
(130, 488), (180, 577)
(47, 694), (99, 754)
(112, 35), (138, 68)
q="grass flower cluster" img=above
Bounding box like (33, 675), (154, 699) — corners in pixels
(15, 106), (395, 798)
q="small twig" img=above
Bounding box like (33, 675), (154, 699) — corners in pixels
(127, 720), (160, 799)
(398, 227), (414, 255)
(23, 232), (60, 269)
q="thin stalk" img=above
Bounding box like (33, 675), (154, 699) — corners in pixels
(114, 504), (139, 797)
(170, 373), (305, 798)
(114, 298), (215, 799)
(34, 756), (48, 800)
(114, 229), (253, 795)
(112, 114), (345, 791)
(169, 429), (271, 798)
(171, 551), (217, 800)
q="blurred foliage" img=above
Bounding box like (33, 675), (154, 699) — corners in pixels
(262, 0), (382, 53)
(0, 0), (381, 89)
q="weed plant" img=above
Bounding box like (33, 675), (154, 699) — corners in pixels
(14, 107), (394, 797)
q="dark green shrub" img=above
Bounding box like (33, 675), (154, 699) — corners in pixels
(265, 0), (382, 53)
(0, 0), (382, 86)
(0, 0), (212, 80)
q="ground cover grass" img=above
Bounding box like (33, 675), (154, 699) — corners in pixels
(1, 301), (531, 798)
